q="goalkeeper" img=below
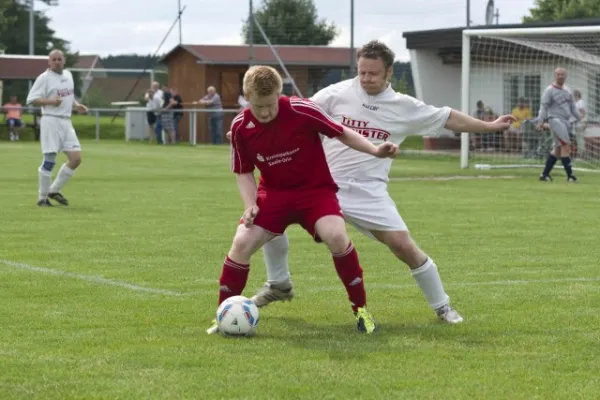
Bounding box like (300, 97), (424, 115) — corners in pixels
(536, 67), (580, 182)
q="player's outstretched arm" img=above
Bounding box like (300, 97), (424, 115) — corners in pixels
(444, 110), (516, 133)
(337, 126), (398, 158)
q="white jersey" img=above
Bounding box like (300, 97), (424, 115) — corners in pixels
(311, 77), (451, 182)
(26, 69), (76, 118)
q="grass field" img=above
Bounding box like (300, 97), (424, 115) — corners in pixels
(1, 140), (599, 399)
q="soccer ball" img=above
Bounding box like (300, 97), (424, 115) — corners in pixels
(216, 295), (260, 336)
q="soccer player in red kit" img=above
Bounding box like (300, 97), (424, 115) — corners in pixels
(207, 65), (398, 335)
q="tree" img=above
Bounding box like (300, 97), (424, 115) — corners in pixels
(0, 0), (16, 50)
(242, 0), (338, 45)
(523, 0), (600, 22)
(1, 1), (79, 102)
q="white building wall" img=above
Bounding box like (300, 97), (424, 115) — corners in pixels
(409, 49), (460, 135)
(411, 49), (591, 120)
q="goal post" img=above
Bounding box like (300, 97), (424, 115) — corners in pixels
(461, 25), (600, 171)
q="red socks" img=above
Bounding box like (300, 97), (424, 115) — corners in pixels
(332, 243), (366, 312)
(218, 256), (250, 305)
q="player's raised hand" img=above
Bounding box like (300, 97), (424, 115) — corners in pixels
(242, 205), (259, 226)
(489, 114), (517, 131)
(374, 142), (399, 159)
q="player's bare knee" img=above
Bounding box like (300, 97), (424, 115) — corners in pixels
(67, 154), (82, 169)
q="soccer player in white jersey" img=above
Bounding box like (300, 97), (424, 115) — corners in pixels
(251, 40), (516, 324)
(26, 49), (88, 207)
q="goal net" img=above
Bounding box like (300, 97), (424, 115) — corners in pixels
(461, 26), (600, 172)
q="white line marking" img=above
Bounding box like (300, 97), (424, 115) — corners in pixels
(390, 175), (517, 182)
(0, 259), (184, 297)
(308, 277), (600, 292)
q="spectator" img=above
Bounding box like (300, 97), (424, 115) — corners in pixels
(237, 88), (249, 111)
(482, 107), (500, 151)
(144, 87), (157, 142)
(151, 81), (164, 144)
(511, 97), (532, 130)
(194, 86), (224, 144)
(160, 85), (176, 144)
(3, 95), (24, 141)
(470, 100), (485, 150)
(171, 87), (183, 143)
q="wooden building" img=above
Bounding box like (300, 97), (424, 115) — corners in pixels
(158, 44), (355, 144)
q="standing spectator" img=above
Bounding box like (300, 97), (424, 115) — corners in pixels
(3, 95), (24, 141)
(171, 87), (183, 143)
(237, 88), (248, 111)
(573, 89), (586, 155)
(144, 87), (157, 142)
(160, 85), (176, 144)
(151, 81), (164, 144)
(194, 86), (223, 144)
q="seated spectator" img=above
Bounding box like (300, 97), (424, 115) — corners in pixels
(3, 95), (24, 141)
(511, 97), (532, 130)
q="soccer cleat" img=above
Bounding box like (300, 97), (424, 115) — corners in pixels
(48, 192), (69, 206)
(206, 319), (219, 335)
(539, 174), (553, 182)
(568, 175), (577, 183)
(354, 307), (377, 334)
(435, 305), (464, 324)
(37, 199), (53, 207)
(250, 282), (295, 308)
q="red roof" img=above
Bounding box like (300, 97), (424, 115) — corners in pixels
(0, 54), (106, 79)
(160, 44), (356, 66)
(0, 55), (48, 79)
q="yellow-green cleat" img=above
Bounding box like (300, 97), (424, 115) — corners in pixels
(355, 307), (377, 334)
(206, 319), (219, 335)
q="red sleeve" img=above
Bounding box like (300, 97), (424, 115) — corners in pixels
(230, 113), (255, 174)
(289, 97), (344, 138)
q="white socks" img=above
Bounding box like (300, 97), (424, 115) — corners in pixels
(411, 258), (450, 310)
(49, 163), (74, 194)
(262, 234), (291, 286)
(38, 168), (52, 201)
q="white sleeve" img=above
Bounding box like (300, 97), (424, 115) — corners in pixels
(26, 73), (47, 104)
(402, 96), (452, 136)
(309, 84), (337, 115)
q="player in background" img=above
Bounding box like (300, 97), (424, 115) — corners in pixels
(251, 40), (516, 324)
(26, 49), (88, 207)
(536, 67), (581, 182)
(207, 65), (398, 335)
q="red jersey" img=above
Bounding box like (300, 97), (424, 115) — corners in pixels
(230, 96), (344, 191)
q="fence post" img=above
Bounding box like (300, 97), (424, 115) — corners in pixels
(95, 110), (100, 142)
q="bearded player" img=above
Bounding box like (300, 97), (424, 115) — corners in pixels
(251, 40), (516, 324)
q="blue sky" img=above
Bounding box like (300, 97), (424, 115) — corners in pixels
(39, 0), (536, 61)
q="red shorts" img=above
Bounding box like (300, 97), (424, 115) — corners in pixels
(244, 188), (343, 242)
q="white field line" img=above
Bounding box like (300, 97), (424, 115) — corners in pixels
(389, 175), (518, 182)
(188, 276), (600, 294)
(3, 259), (598, 297)
(0, 259), (184, 297)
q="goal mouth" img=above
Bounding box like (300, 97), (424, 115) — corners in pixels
(461, 26), (600, 171)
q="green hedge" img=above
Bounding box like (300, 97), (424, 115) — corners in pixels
(0, 114), (126, 141)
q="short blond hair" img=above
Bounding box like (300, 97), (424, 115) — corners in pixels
(243, 65), (283, 97)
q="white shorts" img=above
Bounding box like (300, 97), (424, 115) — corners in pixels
(336, 178), (408, 240)
(40, 116), (81, 154)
